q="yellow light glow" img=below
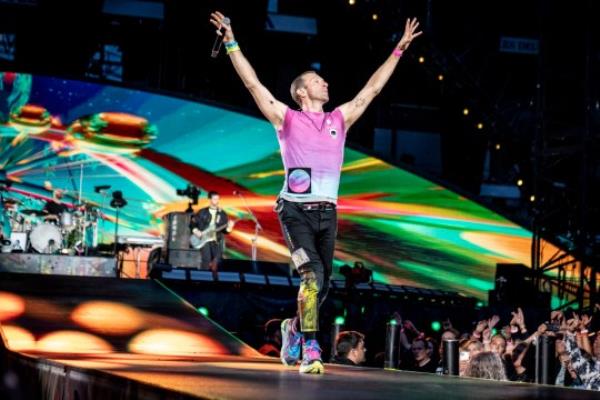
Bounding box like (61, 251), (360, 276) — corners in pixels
(477, 122), (484, 130)
(463, 108), (469, 116)
(2, 325), (36, 351)
(349, 0), (356, 4)
(37, 331), (113, 354)
(129, 329), (229, 356)
(372, 14), (378, 21)
(0, 292), (25, 322)
(71, 301), (145, 336)
(418, 56), (425, 63)
(517, 179), (523, 186)
(437, 74), (444, 81)
(230, 230), (291, 258)
(495, 143), (501, 150)
(530, 195), (536, 202)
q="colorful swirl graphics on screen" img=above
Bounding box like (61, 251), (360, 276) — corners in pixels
(0, 72), (559, 300)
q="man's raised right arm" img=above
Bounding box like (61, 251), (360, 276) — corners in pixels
(210, 11), (286, 129)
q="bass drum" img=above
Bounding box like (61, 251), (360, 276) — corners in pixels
(30, 223), (63, 253)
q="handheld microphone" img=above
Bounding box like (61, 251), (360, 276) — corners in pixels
(211, 17), (231, 58)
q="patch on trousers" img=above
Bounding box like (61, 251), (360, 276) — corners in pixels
(298, 278), (319, 332)
(291, 247), (310, 268)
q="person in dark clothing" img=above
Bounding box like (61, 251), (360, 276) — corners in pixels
(331, 331), (366, 366)
(189, 191), (234, 271)
(489, 334), (518, 380)
(43, 189), (68, 223)
(258, 319), (282, 357)
(404, 338), (438, 373)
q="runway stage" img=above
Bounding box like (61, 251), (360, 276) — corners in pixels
(0, 272), (598, 399)
(5, 352), (600, 400)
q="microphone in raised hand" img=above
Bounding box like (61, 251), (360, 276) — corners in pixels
(210, 14), (231, 58)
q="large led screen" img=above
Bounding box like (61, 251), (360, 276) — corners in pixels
(0, 72), (549, 300)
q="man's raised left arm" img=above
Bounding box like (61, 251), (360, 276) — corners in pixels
(339, 18), (422, 130)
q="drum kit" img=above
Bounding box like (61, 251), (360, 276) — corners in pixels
(1, 196), (100, 255)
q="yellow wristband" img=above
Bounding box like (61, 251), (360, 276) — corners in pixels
(226, 45), (240, 54)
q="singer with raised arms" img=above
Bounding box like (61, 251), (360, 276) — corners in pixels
(209, 10), (422, 374)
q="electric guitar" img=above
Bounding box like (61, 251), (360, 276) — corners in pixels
(189, 219), (237, 249)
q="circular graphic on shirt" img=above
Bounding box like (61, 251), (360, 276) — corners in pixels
(288, 168), (311, 194)
(329, 128), (338, 138)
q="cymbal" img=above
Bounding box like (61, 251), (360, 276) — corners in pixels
(20, 209), (46, 216)
(2, 198), (22, 205)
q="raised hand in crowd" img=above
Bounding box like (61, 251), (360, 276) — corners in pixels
(488, 315), (501, 330)
(510, 307), (527, 333)
(472, 319), (488, 340)
(403, 320), (422, 337)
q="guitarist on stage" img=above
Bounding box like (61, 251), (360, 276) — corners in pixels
(190, 191), (234, 271)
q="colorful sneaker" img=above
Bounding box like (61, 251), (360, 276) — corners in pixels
(280, 318), (302, 366)
(299, 339), (324, 374)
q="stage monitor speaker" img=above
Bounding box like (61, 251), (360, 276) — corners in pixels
(163, 212), (204, 268)
(489, 263), (550, 322)
(168, 249), (203, 269)
(492, 263), (534, 304)
(495, 263), (533, 288)
(164, 212), (192, 250)
(9, 232), (29, 252)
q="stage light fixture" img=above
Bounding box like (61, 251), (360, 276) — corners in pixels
(530, 195), (536, 202)
(477, 122), (484, 130)
(495, 143), (501, 150)
(517, 179), (524, 187)
(198, 307), (209, 317)
(418, 56), (425, 63)
(437, 74), (444, 81)
(463, 108), (469, 116)
(372, 13), (378, 21)
(431, 321), (441, 332)
(348, 0), (355, 4)
(110, 190), (127, 208)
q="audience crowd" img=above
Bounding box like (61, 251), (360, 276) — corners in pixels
(259, 305), (600, 391)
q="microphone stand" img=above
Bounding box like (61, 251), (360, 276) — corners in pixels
(113, 207), (124, 278)
(211, 17), (230, 58)
(234, 191), (262, 268)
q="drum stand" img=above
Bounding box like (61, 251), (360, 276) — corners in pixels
(79, 207), (88, 256)
(233, 191), (262, 269)
(110, 191), (127, 278)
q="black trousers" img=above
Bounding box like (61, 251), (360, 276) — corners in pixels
(200, 240), (222, 270)
(277, 199), (337, 332)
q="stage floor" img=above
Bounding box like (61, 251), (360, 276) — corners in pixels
(29, 354), (600, 400)
(1, 272), (598, 399)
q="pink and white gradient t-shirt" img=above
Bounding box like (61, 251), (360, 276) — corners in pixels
(277, 107), (347, 204)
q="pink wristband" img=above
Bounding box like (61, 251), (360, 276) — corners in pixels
(393, 48), (404, 58)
